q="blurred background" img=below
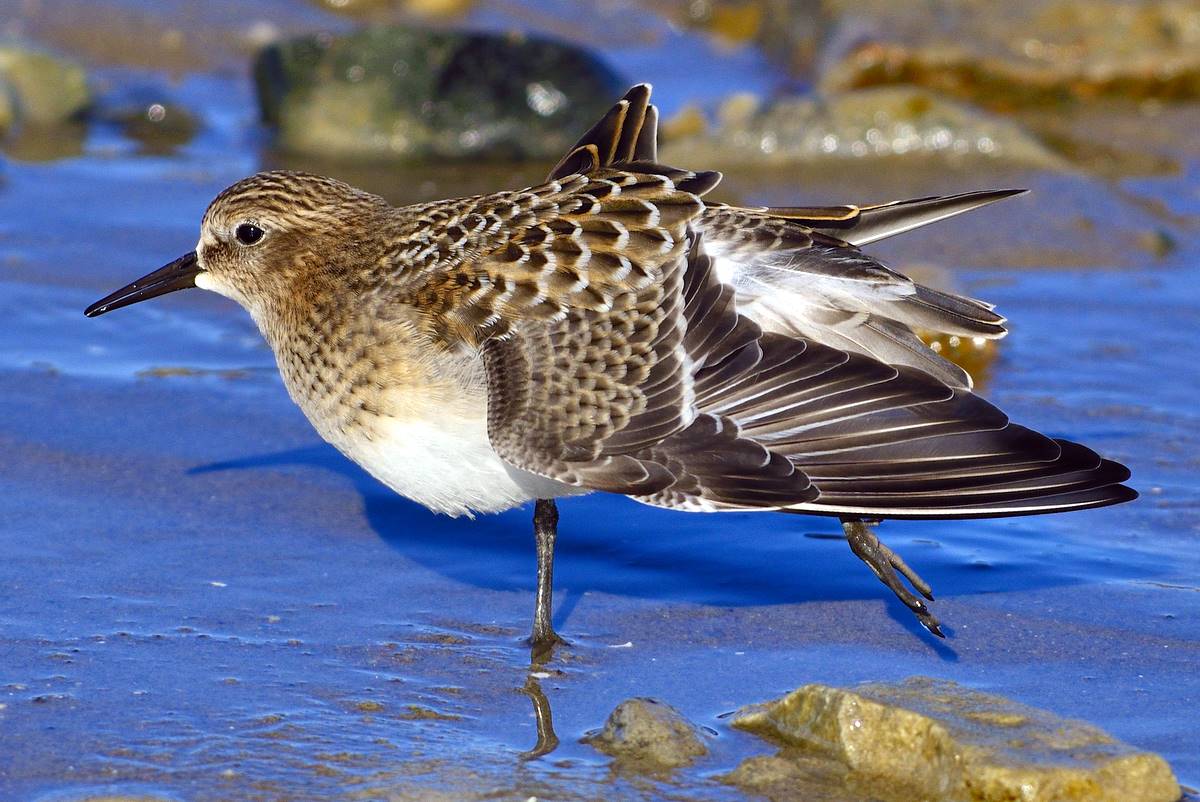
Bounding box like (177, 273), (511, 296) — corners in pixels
(1, 1), (1197, 800)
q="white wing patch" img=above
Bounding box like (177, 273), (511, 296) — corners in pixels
(709, 241), (985, 390)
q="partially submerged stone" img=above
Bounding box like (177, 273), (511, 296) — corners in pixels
(583, 697), (708, 770)
(253, 26), (623, 161)
(731, 677), (1180, 802)
(721, 753), (863, 802)
(662, 86), (1065, 169)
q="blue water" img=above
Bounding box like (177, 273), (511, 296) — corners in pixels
(1, 5), (1198, 800)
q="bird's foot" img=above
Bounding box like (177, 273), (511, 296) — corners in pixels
(843, 519), (943, 637)
(527, 627), (568, 663)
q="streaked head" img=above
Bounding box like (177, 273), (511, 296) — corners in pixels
(84, 170), (387, 318)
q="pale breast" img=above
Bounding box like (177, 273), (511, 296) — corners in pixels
(269, 312), (583, 517)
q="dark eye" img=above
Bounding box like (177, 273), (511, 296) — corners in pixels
(235, 223), (264, 246)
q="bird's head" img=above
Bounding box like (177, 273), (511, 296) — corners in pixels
(85, 170), (388, 320)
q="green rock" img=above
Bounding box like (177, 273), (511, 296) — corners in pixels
(731, 677), (1181, 802)
(0, 43), (90, 127)
(583, 698), (709, 771)
(253, 26), (624, 162)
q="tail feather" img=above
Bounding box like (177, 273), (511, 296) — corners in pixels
(806, 189), (1029, 247)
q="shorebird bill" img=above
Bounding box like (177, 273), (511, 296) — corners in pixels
(84, 251), (201, 317)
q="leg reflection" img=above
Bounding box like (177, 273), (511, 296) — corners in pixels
(519, 670), (560, 760)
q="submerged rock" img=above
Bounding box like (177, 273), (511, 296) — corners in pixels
(253, 26), (624, 161)
(730, 677), (1180, 802)
(662, 86), (1065, 169)
(0, 43), (89, 131)
(583, 698), (708, 770)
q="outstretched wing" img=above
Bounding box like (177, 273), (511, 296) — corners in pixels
(404, 84), (1134, 518)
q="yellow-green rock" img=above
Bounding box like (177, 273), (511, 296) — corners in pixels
(731, 677), (1180, 802)
(0, 44), (89, 126)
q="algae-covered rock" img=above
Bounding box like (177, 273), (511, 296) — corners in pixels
(731, 677), (1180, 802)
(583, 697), (708, 770)
(0, 43), (89, 128)
(662, 87), (1065, 169)
(253, 26), (624, 162)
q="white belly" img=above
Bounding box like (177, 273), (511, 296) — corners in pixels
(326, 409), (585, 518)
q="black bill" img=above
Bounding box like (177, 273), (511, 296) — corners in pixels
(84, 251), (201, 317)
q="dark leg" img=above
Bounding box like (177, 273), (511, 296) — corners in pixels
(530, 498), (565, 654)
(842, 518), (943, 637)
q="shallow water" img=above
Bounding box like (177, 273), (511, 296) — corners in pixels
(2, 3), (1199, 800)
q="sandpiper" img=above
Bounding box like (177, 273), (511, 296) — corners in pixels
(86, 84), (1135, 647)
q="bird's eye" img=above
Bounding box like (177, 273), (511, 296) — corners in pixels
(235, 223), (264, 246)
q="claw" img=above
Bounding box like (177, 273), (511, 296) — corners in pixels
(843, 519), (943, 637)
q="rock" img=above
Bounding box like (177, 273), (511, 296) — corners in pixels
(659, 104), (707, 142)
(253, 26), (624, 162)
(816, 0), (1200, 107)
(731, 677), (1180, 802)
(583, 698), (708, 770)
(92, 84), (200, 156)
(661, 86), (1066, 169)
(0, 43), (89, 128)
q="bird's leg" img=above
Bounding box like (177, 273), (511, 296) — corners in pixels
(842, 518), (943, 637)
(529, 498), (565, 655)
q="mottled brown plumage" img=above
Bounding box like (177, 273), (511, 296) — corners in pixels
(86, 83), (1135, 646)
